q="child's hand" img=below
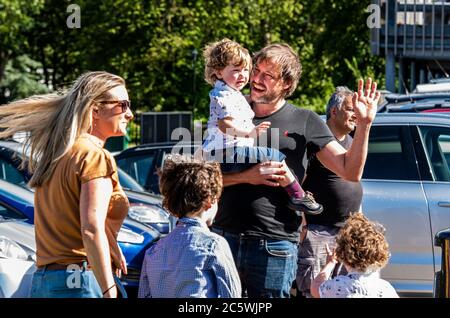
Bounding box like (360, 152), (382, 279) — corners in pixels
(252, 121), (271, 136)
(325, 243), (337, 265)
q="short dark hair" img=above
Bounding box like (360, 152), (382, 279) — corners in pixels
(159, 156), (223, 218)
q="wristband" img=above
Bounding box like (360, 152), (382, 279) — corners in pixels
(102, 283), (116, 295)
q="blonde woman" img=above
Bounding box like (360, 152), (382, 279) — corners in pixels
(310, 213), (398, 298)
(0, 71), (133, 298)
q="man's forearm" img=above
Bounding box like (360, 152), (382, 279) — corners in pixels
(222, 170), (247, 187)
(344, 123), (371, 181)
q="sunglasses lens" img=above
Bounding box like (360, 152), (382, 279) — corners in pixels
(120, 100), (130, 112)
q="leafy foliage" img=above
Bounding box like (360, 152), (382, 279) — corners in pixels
(0, 0), (385, 118)
(0, 55), (49, 104)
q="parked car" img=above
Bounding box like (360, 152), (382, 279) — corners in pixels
(434, 227), (450, 298)
(0, 186), (35, 298)
(361, 113), (450, 297)
(116, 114), (450, 297)
(377, 92), (450, 113)
(0, 140), (172, 235)
(414, 78), (450, 94)
(114, 142), (200, 194)
(0, 178), (160, 296)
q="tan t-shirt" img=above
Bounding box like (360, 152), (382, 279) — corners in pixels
(35, 134), (129, 268)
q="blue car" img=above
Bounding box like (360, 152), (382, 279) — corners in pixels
(0, 140), (173, 235)
(0, 178), (160, 296)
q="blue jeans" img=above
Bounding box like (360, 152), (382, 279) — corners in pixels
(208, 146), (286, 173)
(30, 262), (127, 298)
(238, 237), (298, 298)
(212, 227), (297, 298)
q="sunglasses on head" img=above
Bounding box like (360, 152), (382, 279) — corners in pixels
(97, 100), (131, 113)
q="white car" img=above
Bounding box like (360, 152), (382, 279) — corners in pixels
(0, 219), (36, 298)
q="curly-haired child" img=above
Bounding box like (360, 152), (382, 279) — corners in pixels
(311, 212), (398, 298)
(138, 156), (241, 298)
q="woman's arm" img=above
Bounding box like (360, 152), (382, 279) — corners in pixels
(80, 176), (116, 298)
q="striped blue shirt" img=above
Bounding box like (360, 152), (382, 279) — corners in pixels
(138, 217), (242, 298)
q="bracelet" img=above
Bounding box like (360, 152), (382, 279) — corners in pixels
(102, 283), (116, 295)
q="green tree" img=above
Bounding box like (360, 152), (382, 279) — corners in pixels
(0, 0), (44, 82)
(7, 0), (385, 120)
(0, 55), (49, 104)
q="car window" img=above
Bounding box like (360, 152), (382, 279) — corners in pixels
(363, 125), (419, 181)
(0, 158), (27, 187)
(117, 168), (146, 192)
(116, 151), (157, 191)
(0, 202), (27, 220)
(419, 126), (450, 182)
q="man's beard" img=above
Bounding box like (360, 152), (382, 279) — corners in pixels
(251, 90), (283, 104)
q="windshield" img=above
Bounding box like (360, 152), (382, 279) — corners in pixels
(117, 168), (146, 192)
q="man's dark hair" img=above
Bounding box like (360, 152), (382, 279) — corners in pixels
(159, 156), (223, 218)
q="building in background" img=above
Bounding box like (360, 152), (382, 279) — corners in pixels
(371, 0), (450, 93)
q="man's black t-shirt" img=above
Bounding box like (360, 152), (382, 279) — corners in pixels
(303, 134), (363, 227)
(214, 103), (335, 242)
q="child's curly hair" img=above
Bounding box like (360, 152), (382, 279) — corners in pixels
(335, 213), (390, 272)
(159, 155), (223, 218)
(203, 38), (252, 86)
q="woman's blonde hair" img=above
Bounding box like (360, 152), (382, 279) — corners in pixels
(203, 38), (251, 86)
(335, 212), (390, 273)
(0, 71), (125, 187)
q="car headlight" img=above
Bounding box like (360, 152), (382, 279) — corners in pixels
(128, 203), (169, 224)
(117, 227), (144, 244)
(0, 236), (29, 261)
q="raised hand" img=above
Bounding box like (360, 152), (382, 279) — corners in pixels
(352, 78), (381, 125)
(325, 243), (337, 265)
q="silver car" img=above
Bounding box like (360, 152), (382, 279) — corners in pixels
(0, 181), (36, 298)
(363, 113), (450, 297)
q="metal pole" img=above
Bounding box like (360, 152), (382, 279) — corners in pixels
(399, 57), (405, 94)
(410, 60), (416, 92)
(420, 66), (426, 84)
(432, 0), (435, 54)
(386, 51), (396, 92)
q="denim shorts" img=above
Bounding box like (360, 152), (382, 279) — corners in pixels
(207, 146), (286, 173)
(30, 262), (127, 298)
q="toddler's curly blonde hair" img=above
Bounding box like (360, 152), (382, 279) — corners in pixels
(203, 38), (251, 86)
(335, 212), (390, 272)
